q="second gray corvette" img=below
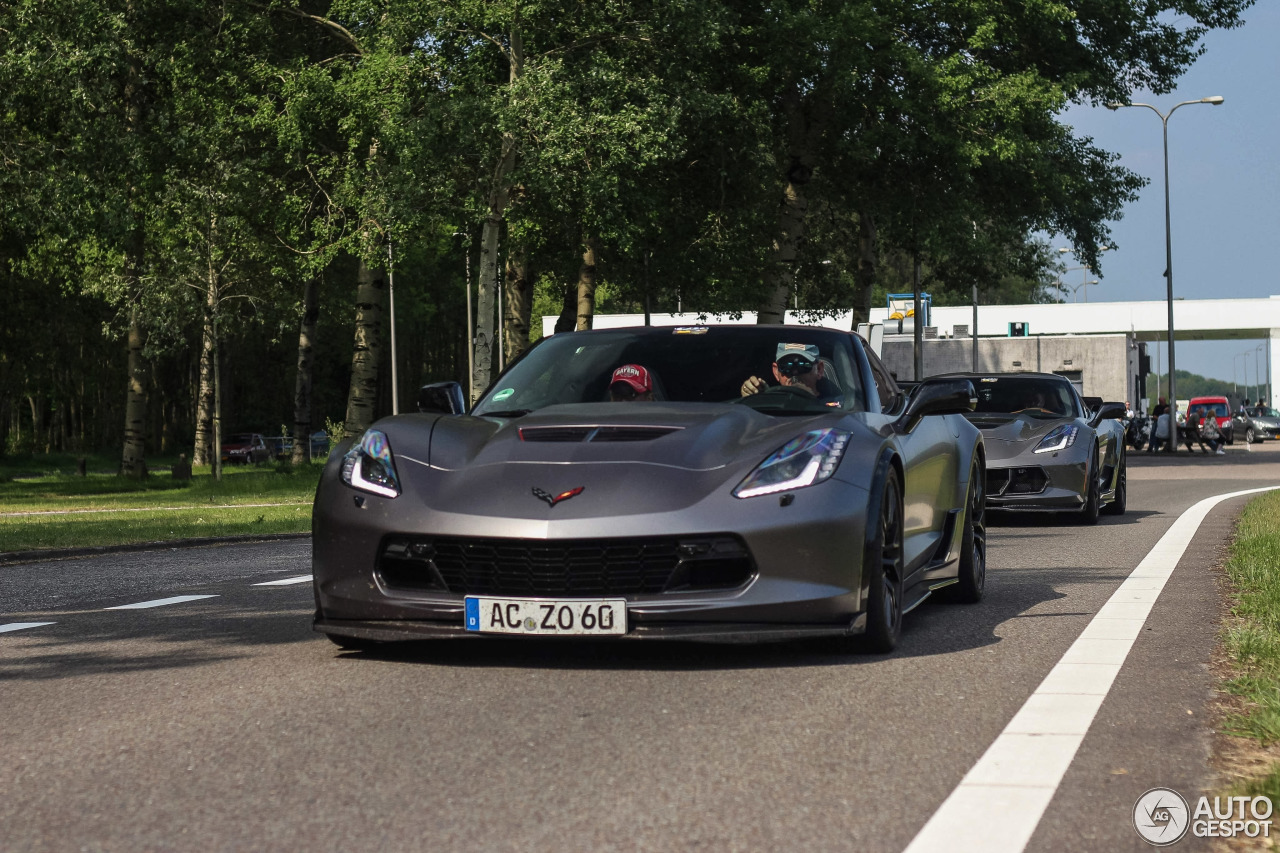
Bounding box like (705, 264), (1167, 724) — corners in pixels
(938, 372), (1127, 523)
(313, 325), (986, 653)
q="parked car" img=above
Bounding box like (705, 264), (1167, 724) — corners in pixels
(313, 324), (986, 654)
(1235, 405), (1280, 443)
(221, 433), (271, 464)
(265, 435), (294, 459)
(309, 430), (330, 459)
(1186, 396), (1234, 445)
(940, 372), (1127, 523)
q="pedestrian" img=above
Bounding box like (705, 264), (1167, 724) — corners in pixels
(1199, 407), (1225, 455)
(1150, 406), (1171, 452)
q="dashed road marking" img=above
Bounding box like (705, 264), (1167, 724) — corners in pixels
(105, 595), (219, 610)
(0, 622), (56, 633)
(253, 575), (313, 586)
(904, 484), (1280, 853)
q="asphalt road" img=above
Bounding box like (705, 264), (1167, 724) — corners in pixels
(2, 444), (1279, 853)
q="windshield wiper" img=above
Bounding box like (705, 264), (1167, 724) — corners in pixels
(477, 409), (532, 419)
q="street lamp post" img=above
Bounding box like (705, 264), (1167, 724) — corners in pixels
(1106, 96), (1224, 452)
(1067, 278), (1100, 303)
(1256, 343), (1268, 406)
(1054, 265), (1092, 302)
(1234, 352), (1248, 396)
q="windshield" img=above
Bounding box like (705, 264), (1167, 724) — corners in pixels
(1257, 407), (1280, 418)
(971, 377), (1079, 419)
(226, 434), (254, 443)
(473, 326), (867, 417)
(1194, 402), (1229, 418)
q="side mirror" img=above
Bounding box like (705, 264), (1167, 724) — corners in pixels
(1090, 401), (1126, 426)
(418, 381), (467, 415)
(895, 378), (975, 433)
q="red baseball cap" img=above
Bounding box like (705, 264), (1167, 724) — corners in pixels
(610, 364), (652, 394)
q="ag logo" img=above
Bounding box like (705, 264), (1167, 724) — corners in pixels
(1134, 787), (1190, 846)
(532, 486), (585, 507)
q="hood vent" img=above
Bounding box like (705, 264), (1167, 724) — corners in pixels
(519, 425), (682, 443)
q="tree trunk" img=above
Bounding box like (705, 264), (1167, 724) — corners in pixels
(471, 27), (523, 404)
(213, 326), (223, 481)
(852, 211), (879, 327)
(758, 86), (823, 325)
(192, 281), (216, 466)
(473, 152), (517, 401)
(292, 274), (320, 464)
(120, 305), (148, 478)
(554, 280), (576, 333)
(576, 236), (600, 331)
(343, 257), (385, 437)
(119, 28), (148, 479)
(503, 245), (533, 361)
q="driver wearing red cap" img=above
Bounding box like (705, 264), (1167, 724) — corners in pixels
(609, 364), (655, 402)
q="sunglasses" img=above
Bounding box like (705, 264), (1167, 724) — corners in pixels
(777, 358), (815, 377)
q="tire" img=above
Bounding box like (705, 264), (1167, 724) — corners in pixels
(861, 468), (905, 653)
(1078, 447), (1100, 525)
(941, 461), (986, 603)
(1102, 453), (1127, 516)
(1247, 427), (1257, 444)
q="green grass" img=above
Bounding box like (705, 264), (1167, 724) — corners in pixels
(0, 457), (324, 552)
(1220, 489), (1280, 800)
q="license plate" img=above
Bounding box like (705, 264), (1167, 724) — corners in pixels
(464, 597), (627, 636)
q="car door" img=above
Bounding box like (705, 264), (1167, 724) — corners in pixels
(862, 346), (957, 573)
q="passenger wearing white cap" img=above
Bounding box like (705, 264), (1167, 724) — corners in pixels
(740, 343), (826, 397)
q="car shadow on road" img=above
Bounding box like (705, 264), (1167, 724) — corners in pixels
(988, 509), (1161, 528)
(0, 561), (1128, 679)
(328, 567), (1110, 672)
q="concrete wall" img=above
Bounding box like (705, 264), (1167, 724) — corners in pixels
(880, 334), (1136, 404)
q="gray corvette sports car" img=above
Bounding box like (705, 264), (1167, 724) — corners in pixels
(938, 372), (1126, 523)
(313, 325), (986, 653)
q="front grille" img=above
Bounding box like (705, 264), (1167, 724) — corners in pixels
(377, 534), (753, 596)
(988, 466), (1048, 497)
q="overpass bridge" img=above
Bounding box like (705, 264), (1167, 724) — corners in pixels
(871, 295), (1278, 407)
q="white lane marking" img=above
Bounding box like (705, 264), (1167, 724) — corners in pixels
(253, 575), (313, 586)
(0, 622), (56, 633)
(105, 595), (219, 610)
(905, 484), (1280, 853)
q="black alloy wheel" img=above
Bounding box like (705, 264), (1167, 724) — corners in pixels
(862, 468), (905, 653)
(942, 461), (986, 603)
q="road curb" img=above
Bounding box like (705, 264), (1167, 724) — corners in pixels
(0, 532), (312, 566)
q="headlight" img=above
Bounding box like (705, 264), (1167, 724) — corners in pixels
(733, 429), (850, 499)
(1034, 424), (1079, 454)
(341, 429), (401, 498)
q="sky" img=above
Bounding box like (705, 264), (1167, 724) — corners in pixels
(1053, 3), (1279, 392)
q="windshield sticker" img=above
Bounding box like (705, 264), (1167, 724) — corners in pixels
(493, 388), (515, 402)
(672, 326), (709, 335)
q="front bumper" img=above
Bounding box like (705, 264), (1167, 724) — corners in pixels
(985, 458), (1089, 511)
(312, 477), (873, 642)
